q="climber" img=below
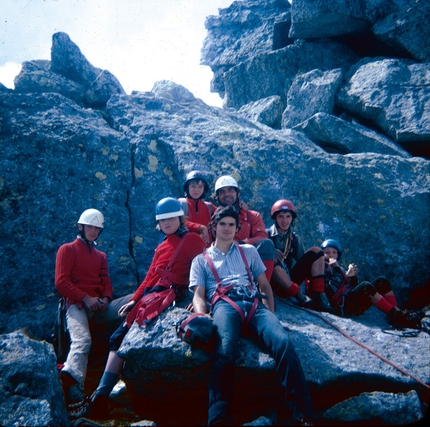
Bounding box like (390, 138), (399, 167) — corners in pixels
(319, 238), (426, 328)
(81, 197), (206, 419)
(55, 208), (133, 408)
(179, 170), (216, 246)
(267, 199), (333, 312)
(212, 175), (276, 282)
(189, 205), (314, 426)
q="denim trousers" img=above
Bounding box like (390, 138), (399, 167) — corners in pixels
(208, 299), (313, 425)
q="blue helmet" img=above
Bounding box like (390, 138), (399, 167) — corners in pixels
(321, 239), (342, 260)
(155, 197), (184, 220)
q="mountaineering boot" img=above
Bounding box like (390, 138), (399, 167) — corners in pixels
(294, 290), (314, 308)
(88, 392), (111, 419)
(60, 372), (85, 407)
(388, 306), (423, 329)
(313, 292), (335, 313)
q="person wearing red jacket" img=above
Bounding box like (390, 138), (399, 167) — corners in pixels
(180, 170), (216, 247)
(81, 197), (206, 419)
(213, 175), (276, 282)
(55, 209), (132, 408)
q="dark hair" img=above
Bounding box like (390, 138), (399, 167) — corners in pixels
(209, 205), (240, 237)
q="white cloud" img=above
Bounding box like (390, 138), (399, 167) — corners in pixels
(0, 0), (234, 107)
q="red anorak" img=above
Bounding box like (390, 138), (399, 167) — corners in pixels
(235, 208), (268, 246)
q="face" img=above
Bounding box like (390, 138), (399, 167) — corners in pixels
(215, 216), (238, 242)
(188, 180), (205, 200)
(275, 211), (293, 233)
(78, 224), (102, 243)
(217, 186), (238, 206)
(323, 247), (339, 261)
(158, 217), (181, 235)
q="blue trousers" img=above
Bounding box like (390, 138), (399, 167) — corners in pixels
(208, 300), (313, 425)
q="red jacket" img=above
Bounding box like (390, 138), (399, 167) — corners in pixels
(184, 197), (216, 246)
(131, 231), (206, 302)
(55, 238), (113, 307)
(235, 208), (268, 245)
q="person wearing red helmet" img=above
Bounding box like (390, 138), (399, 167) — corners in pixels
(213, 175), (276, 282)
(268, 200), (333, 312)
(180, 170), (216, 247)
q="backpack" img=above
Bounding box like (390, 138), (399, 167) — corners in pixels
(52, 297), (70, 364)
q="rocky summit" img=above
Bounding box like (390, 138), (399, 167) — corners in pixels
(0, 0), (429, 426)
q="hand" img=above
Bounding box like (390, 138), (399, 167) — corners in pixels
(118, 300), (136, 318)
(82, 295), (102, 312)
(199, 226), (209, 245)
(98, 297), (109, 312)
(275, 249), (284, 263)
(346, 263), (358, 277)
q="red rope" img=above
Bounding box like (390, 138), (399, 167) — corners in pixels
(279, 298), (430, 391)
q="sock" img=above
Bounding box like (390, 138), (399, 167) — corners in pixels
(372, 296), (393, 314)
(383, 293), (397, 307)
(95, 371), (120, 396)
(289, 282), (301, 297)
(311, 275), (325, 293)
(262, 260), (274, 282)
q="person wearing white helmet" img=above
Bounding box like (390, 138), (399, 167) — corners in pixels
(213, 175), (276, 283)
(80, 197), (206, 419)
(55, 209), (133, 410)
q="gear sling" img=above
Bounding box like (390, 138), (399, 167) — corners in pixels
(125, 234), (190, 327)
(203, 244), (266, 324)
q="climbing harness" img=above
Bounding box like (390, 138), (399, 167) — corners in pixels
(205, 244), (265, 324)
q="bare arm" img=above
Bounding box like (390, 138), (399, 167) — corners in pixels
(192, 285), (208, 314)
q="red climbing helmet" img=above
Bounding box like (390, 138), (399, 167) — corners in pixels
(270, 199), (297, 219)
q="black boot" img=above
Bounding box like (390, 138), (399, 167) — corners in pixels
(388, 306), (424, 329)
(294, 290), (314, 308)
(313, 292), (335, 313)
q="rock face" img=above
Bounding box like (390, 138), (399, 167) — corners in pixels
(0, 0), (430, 425)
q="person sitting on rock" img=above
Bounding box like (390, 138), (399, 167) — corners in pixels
(55, 209), (133, 409)
(319, 238), (426, 328)
(82, 197), (206, 419)
(213, 175), (276, 282)
(179, 170), (216, 247)
(190, 205), (314, 426)
(267, 199), (333, 312)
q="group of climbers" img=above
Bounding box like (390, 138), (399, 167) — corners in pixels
(54, 170), (427, 426)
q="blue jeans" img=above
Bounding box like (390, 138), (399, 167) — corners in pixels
(208, 300), (313, 425)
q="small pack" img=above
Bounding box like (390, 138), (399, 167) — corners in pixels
(177, 313), (218, 346)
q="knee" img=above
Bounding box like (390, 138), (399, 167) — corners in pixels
(256, 239), (276, 259)
(361, 282), (377, 297)
(306, 247), (324, 262)
(373, 276), (392, 294)
(71, 334), (92, 353)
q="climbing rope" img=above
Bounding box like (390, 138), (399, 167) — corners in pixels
(276, 296), (430, 391)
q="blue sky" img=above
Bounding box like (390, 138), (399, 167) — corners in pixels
(0, 0), (234, 107)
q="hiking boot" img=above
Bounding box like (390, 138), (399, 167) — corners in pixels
(294, 290), (314, 308)
(66, 383), (85, 406)
(388, 306), (423, 329)
(313, 292), (335, 314)
(88, 392), (111, 420)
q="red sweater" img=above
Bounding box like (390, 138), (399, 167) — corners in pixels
(235, 208), (269, 245)
(131, 232), (206, 302)
(55, 238), (113, 307)
(185, 198), (216, 245)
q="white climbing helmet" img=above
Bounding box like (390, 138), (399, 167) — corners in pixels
(78, 209), (104, 229)
(215, 175), (239, 192)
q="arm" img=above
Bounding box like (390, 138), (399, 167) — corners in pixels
(192, 285), (208, 314)
(241, 211), (268, 246)
(256, 272), (275, 312)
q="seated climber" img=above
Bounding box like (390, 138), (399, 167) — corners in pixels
(77, 197), (206, 419)
(212, 175), (276, 282)
(267, 199), (332, 312)
(179, 170), (216, 247)
(55, 208), (133, 409)
(189, 205), (314, 426)
(319, 238), (426, 328)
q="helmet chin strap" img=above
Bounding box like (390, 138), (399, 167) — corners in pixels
(78, 225), (102, 245)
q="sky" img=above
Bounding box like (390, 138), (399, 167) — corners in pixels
(0, 0), (234, 107)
